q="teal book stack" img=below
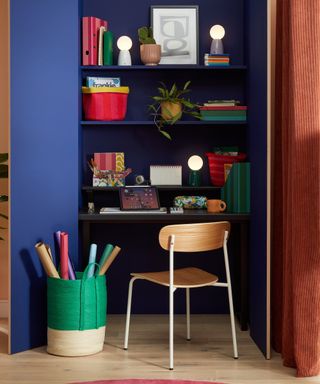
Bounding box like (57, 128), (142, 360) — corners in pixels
(221, 162), (250, 213)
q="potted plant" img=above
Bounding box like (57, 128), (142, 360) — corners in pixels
(0, 153), (8, 240)
(138, 26), (161, 66)
(149, 81), (200, 140)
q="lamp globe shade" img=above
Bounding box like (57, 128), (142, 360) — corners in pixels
(188, 155), (203, 171)
(117, 36), (133, 50)
(210, 25), (225, 40)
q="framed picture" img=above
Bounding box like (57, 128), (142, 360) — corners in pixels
(151, 5), (199, 65)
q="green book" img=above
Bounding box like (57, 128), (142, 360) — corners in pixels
(103, 31), (113, 66)
(200, 110), (247, 117)
(201, 116), (247, 121)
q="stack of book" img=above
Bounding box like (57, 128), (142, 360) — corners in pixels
(199, 100), (247, 121)
(82, 16), (113, 66)
(204, 53), (230, 66)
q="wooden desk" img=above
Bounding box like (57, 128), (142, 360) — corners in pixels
(79, 209), (250, 330)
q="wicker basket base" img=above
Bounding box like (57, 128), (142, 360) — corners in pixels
(47, 326), (106, 356)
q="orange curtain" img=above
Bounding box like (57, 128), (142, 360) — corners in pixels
(272, 0), (320, 377)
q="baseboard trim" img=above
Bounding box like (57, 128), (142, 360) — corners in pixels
(0, 300), (8, 318)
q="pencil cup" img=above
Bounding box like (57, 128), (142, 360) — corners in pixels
(47, 263), (107, 356)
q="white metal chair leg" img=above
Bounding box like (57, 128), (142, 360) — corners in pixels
(223, 232), (238, 359)
(124, 276), (138, 350)
(169, 234), (175, 370)
(186, 288), (191, 341)
(169, 285), (175, 370)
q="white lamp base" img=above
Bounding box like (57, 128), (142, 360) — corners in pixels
(118, 50), (132, 66)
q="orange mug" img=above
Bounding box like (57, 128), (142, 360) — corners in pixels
(207, 199), (227, 213)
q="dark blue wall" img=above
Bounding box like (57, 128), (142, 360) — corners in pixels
(245, 0), (268, 355)
(10, 0), (79, 353)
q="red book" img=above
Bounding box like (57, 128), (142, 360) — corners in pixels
(200, 106), (247, 111)
(82, 17), (108, 65)
(60, 232), (69, 280)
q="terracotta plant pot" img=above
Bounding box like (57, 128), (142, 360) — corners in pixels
(161, 102), (182, 121)
(140, 44), (161, 66)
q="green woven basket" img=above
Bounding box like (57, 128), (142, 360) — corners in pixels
(47, 263), (107, 331)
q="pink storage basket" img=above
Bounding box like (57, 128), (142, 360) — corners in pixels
(82, 86), (129, 121)
(205, 152), (247, 186)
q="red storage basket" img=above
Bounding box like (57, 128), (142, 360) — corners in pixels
(82, 86), (129, 121)
(205, 152), (247, 186)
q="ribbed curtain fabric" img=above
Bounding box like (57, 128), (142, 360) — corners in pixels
(272, 0), (320, 377)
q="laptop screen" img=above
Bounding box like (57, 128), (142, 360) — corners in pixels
(119, 186), (160, 210)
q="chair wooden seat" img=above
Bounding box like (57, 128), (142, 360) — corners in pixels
(131, 267), (219, 288)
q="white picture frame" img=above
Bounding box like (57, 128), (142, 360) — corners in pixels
(151, 5), (199, 65)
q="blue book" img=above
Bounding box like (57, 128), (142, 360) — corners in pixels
(86, 77), (120, 87)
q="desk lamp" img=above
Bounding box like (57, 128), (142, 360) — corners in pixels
(210, 25), (225, 54)
(188, 155), (203, 187)
(117, 36), (132, 65)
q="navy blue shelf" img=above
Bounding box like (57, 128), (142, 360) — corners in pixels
(81, 120), (247, 126)
(81, 65), (247, 71)
(82, 185), (221, 192)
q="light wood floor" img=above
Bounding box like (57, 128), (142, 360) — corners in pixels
(0, 315), (319, 384)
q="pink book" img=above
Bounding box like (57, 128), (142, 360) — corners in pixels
(82, 17), (108, 65)
(60, 232), (69, 280)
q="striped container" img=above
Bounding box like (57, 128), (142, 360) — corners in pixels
(205, 152), (246, 186)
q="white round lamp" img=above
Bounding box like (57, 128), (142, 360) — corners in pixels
(117, 36), (132, 66)
(188, 155), (203, 186)
(210, 25), (225, 54)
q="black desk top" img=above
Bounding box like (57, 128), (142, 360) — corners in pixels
(79, 209), (250, 223)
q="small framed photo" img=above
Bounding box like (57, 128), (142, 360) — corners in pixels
(151, 5), (199, 65)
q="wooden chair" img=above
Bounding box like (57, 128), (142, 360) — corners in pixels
(123, 221), (238, 370)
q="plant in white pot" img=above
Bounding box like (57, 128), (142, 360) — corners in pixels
(148, 81), (200, 140)
(138, 26), (161, 66)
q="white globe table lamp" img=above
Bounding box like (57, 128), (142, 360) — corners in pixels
(117, 36), (132, 66)
(210, 25), (225, 55)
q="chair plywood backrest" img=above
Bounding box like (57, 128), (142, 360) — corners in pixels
(159, 221), (231, 252)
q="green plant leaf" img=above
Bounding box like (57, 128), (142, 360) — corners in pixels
(183, 80), (191, 90)
(157, 87), (166, 97)
(169, 83), (177, 97)
(0, 153), (8, 164)
(180, 99), (196, 109)
(159, 129), (172, 140)
(0, 195), (8, 202)
(152, 96), (164, 101)
(0, 213), (8, 220)
(0, 164), (8, 178)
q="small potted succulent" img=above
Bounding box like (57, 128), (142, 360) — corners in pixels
(138, 26), (161, 66)
(149, 81), (200, 140)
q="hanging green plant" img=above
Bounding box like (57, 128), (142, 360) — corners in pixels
(148, 81), (200, 140)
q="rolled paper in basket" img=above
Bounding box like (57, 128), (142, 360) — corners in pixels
(87, 243), (97, 278)
(99, 246), (121, 275)
(60, 232), (69, 280)
(54, 231), (76, 280)
(35, 242), (60, 278)
(98, 244), (114, 271)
